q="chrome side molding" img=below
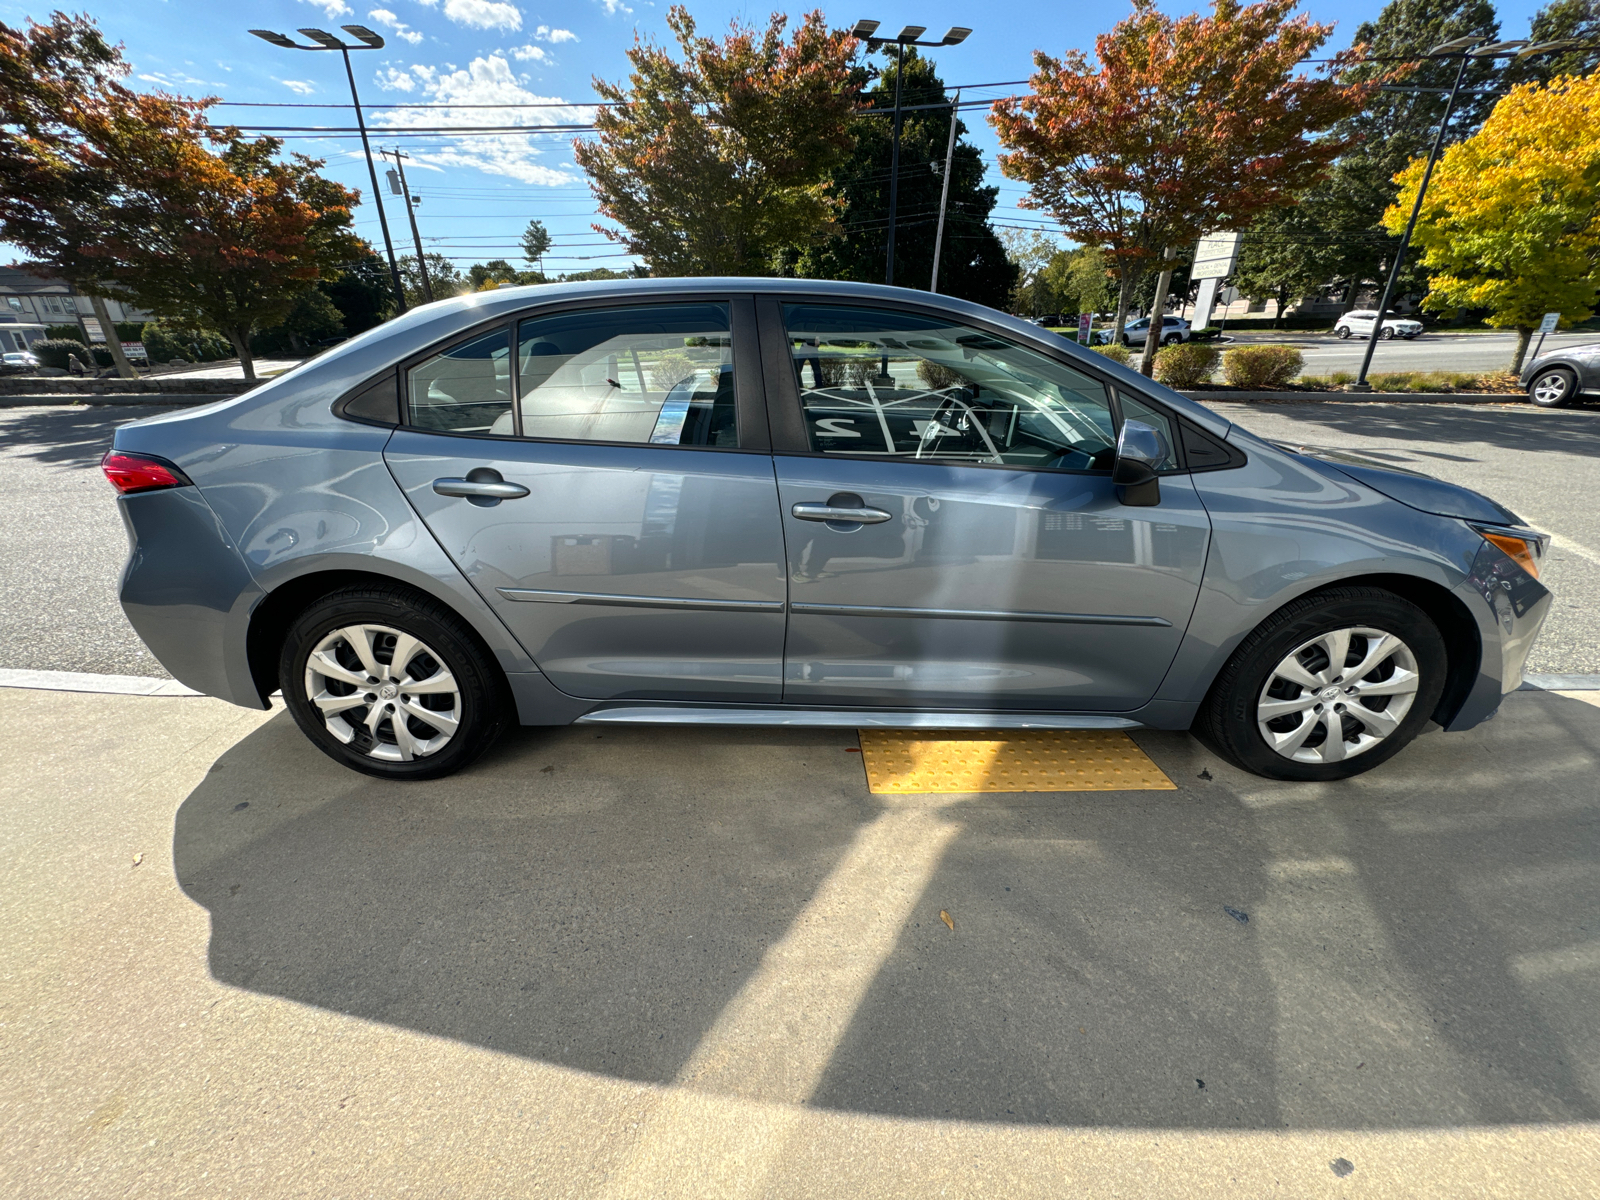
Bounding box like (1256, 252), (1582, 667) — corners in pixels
(498, 588), (784, 612)
(575, 705), (1141, 729)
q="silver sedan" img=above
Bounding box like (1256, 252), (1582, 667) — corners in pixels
(103, 279), (1551, 782)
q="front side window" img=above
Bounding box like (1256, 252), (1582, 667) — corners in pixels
(516, 303), (736, 447)
(782, 303), (1117, 472)
(408, 326), (513, 434)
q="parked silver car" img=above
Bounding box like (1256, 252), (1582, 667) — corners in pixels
(1520, 340), (1600, 407)
(104, 279), (1550, 783)
(1094, 314), (1190, 347)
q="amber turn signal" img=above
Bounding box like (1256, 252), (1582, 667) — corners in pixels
(1480, 530), (1541, 579)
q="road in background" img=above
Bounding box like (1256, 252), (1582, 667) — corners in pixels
(2, 398), (1597, 679)
(1210, 329), (1600, 378)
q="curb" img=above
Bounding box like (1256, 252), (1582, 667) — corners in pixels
(1184, 391), (1523, 405)
(2, 666), (1594, 700)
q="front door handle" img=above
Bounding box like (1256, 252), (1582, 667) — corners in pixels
(433, 474), (529, 504)
(791, 502), (892, 524)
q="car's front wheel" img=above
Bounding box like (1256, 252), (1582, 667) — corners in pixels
(1336, 326), (1351, 339)
(1379, 327), (1395, 340)
(1529, 366), (1576, 408)
(1196, 588), (1447, 781)
(279, 584), (510, 780)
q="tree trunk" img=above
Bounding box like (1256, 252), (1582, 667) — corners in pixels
(1113, 267), (1134, 343)
(226, 329), (256, 382)
(1138, 246), (1177, 378)
(1510, 327), (1534, 374)
(87, 294), (137, 380)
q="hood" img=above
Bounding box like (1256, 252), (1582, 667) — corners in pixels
(1284, 445), (1521, 525)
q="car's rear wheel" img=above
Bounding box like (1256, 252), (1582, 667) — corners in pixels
(1163, 333), (1182, 346)
(1529, 366), (1576, 408)
(279, 584), (509, 780)
(1196, 588), (1447, 781)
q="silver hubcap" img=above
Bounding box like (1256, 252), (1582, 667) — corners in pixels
(1257, 626), (1420, 764)
(1533, 373), (1569, 404)
(304, 624), (461, 762)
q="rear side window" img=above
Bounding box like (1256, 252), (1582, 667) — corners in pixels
(516, 303), (737, 447)
(408, 327), (512, 434)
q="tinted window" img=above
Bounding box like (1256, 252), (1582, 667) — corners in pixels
(408, 327), (512, 434)
(782, 303), (1117, 472)
(516, 303), (737, 447)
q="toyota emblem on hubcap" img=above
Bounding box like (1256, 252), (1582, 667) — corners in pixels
(379, 683), (399, 700)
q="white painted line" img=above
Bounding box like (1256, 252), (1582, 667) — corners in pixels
(1547, 533), (1600, 569)
(0, 668), (201, 696)
(1523, 674), (1600, 691)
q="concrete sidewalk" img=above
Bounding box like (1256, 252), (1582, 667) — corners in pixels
(3, 686), (1599, 1197)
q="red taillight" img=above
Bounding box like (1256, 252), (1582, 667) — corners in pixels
(101, 451), (192, 495)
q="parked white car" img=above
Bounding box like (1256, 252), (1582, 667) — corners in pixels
(1094, 315), (1191, 347)
(1335, 310), (1423, 341)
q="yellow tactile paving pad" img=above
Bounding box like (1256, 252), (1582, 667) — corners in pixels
(857, 729), (1176, 794)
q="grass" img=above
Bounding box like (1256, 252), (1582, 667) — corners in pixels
(1294, 370), (1522, 393)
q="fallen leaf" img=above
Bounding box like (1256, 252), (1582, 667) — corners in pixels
(131, 853), (143, 868)
(845, 747), (862, 754)
(940, 909), (954, 931)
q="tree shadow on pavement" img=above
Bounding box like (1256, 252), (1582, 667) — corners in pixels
(0, 405), (185, 470)
(173, 692), (1600, 1130)
(1225, 402), (1600, 458)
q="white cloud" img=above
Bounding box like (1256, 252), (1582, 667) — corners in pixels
(534, 25), (577, 42)
(368, 8), (425, 43)
(137, 70), (221, 90)
(371, 54), (583, 185)
(299, 0), (354, 18)
(511, 44), (549, 62)
(597, 0), (631, 14)
(276, 78), (319, 95)
(428, 0), (523, 31)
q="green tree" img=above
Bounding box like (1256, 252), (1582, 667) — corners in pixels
(1391, 73), (1600, 371)
(1233, 204), (1338, 325)
(1506, 0), (1599, 86)
(323, 252), (394, 334)
(788, 47), (1014, 310)
(398, 252), (464, 306)
(574, 6), (859, 276)
(999, 228), (1067, 316)
(467, 259), (545, 290)
(520, 218), (552, 269)
(1060, 246), (1118, 315)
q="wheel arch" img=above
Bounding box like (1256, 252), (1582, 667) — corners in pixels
(244, 565), (522, 707)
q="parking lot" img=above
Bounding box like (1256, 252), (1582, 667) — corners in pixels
(3, 397), (1599, 1196)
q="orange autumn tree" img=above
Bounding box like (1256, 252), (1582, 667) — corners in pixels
(992, 0), (1378, 375)
(0, 14), (364, 381)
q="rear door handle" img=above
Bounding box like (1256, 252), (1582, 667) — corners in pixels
(791, 502), (892, 524)
(433, 477), (530, 500)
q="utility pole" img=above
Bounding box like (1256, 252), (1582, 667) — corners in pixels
(382, 147), (433, 304)
(930, 91), (959, 294)
(249, 23), (408, 315)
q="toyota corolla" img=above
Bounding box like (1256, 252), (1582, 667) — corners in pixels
(103, 279), (1550, 782)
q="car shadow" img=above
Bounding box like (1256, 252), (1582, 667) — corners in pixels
(0, 404), (185, 470)
(173, 691), (1600, 1130)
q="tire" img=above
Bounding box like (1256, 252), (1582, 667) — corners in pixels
(1195, 587), (1447, 782)
(1380, 327), (1395, 340)
(1528, 366), (1576, 408)
(1163, 334), (1182, 346)
(279, 583), (510, 780)
(1120, 334), (1131, 347)
(1336, 326), (1351, 339)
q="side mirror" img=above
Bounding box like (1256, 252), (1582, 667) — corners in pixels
(1113, 419), (1168, 507)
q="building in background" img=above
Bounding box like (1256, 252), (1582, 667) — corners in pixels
(0, 265), (153, 353)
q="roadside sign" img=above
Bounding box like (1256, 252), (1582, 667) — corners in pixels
(81, 316), (105, 343)
(121, 341), (148, 362)
(1077, 313), (1092, 345)
(1539, 311), (1560, 333)
(1191, 231), (1242, 280)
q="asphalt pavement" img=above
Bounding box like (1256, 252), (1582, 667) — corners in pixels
(2, 395), (1595, 680)
(1215, 329), (1600, 378)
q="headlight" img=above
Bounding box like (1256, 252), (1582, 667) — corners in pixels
(1473, 525), (1548, 579)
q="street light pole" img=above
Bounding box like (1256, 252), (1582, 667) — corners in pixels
(248, 24), (408, 315)
(382, 147), (433, 303)
(930, 91), (959, 294)
(1348, 35), (1588, 390)
(852, 21), (971, 289)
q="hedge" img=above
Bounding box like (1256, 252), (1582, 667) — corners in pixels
(1152, 342), (1220, 389)
(1221, 344), (1304, 389)
(1090, 344), (1132, 366)
(31, 338), (95, 370)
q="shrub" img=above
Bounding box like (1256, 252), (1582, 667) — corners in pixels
(1221, 344), (1304, 389)
(1090, 343), (1132, 365)
(141, 320), (232, 364)
(44, 323), (82, 341)
(32, 337), (94, 370)
(1152, 342), (1220, 389)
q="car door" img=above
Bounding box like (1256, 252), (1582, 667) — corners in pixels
(384, 296), (789, 702)
(763, 298), (1212, 712)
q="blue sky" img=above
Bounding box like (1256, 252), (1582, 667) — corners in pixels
(0, 0), (1557, 276)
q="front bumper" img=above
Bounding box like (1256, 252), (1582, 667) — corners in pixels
(1444, 539), (1553, 730)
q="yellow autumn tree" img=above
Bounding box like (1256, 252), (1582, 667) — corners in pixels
(1388, 73), (1600, 372)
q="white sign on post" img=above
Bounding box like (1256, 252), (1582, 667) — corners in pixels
(1539, 311), (1561, 333)
(1191, 231), (1242, 281)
